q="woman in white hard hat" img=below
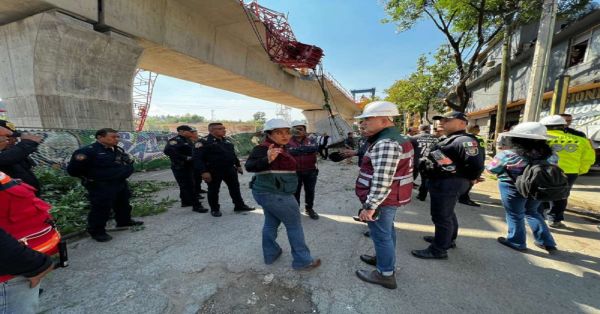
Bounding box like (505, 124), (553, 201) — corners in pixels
(486, 122), (557, 253)
(245, 119), (321, 271)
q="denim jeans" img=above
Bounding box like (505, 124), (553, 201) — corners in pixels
(252, 190), (314, 269)
(294, 169), (318, 210)
(499, 181), (556, 249)
(0, 277), (40, 314)
(367, 205), (398, 274)
(539, 174), (578, 223)
(429, 177), (470, 253)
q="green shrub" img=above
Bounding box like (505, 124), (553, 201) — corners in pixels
(35, 167), (176, 235)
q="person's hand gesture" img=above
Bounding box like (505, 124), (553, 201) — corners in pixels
(267, 144), (282, 163)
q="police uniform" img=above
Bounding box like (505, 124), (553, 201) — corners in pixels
(193, 134), (251, 215)
(412, 132), (439, 201)
(66, 142), (137, 238)
(458, 134), (486, 206)
(164, 134), (205, 211)
(415, 120), (485, 258)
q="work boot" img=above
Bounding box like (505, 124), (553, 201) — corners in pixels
(181, 202), (192, 208)
(411, 247), (448, 259)
(355, 270), (397, 289)
(363, 230), (370, 237)
(534, 242), (558, 254)
(359, 254), (376, 266)
(295, 259), (322, 271)
(211, 210), (222, 217)
(423, 236), (456, 249)
(416, 193), (426, 201)
(497, 237), (527, 252)
(305, 208), (319, 220)
(549, 221), (567, 229)
(192, 203), (208, 213)
(116, 220), (144, 228)
(89, 231), (113, 242)
(234, 204), (256, 212)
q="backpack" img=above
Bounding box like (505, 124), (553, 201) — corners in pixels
(505, 160), (570, 201)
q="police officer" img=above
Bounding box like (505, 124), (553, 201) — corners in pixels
(193, 122), (254, 217)
(164, 125), (207, 213)
(412, 112), (485, 259)
(67, 128), (143, 242)
(412, 125), (439, 201)
(458, 124), (486, 207)
(0, 120), (43, 194)
(190, 129), (207, 199)
(539, 115), (595, 228)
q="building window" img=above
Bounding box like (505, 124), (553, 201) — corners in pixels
(567, 31), (591, 68)
(484, 79), (494, 91)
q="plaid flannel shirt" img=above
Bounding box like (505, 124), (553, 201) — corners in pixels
(364, 138), (402, 210)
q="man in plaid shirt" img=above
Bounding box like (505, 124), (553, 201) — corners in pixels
(354, 101), (414, 290)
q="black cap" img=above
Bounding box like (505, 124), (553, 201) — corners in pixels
(0, 120), (16, 132)
(176, 125), (193, 132)
(432, 111), (468, 122)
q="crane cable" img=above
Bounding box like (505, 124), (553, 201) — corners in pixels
(315, 64), (346, 140)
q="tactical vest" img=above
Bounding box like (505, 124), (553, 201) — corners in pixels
(0, 172), (61, 283)
(355, 128), (414, 207)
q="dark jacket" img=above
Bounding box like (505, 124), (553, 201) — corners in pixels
(426, 131), (485, 180)
(0, 228), (52, 279)
(66, 142), (134, 183)
(193, 134), (241, 174)
(163, 135), (193, 169)
(246, 139), (298, 194)
(0, 140), (40, 192)
(286, 136), (318, 172)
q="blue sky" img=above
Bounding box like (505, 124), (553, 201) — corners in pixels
(149, 0), (447, 121)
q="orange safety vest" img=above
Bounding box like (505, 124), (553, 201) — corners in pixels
(0, 172), (61, 283)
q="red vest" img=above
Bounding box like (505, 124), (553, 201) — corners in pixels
(0, 172), (61, 282)
(355, 130), (414, 207)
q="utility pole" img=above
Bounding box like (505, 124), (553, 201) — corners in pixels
(523, 0), (558, 122)
(494, 13), (514, 141)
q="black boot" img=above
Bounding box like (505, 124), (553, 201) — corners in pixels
(305, 208), (319, 220)
(411, 247), (448, 259)
(192, 203), (208, 213)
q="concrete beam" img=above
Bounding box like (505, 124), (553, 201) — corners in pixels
(0, 0), (97, 25)
(0, 11), (142, 130)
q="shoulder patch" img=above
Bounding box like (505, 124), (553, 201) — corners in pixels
(169, 140), (178, 145)
(75, 153), (87, 161)
(195, 142), (203, 148)
(463, 141), (479, 156)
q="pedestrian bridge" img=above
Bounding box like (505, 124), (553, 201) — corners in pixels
(0, 0), (358, 133)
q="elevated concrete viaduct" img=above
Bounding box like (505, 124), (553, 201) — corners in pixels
(0, 0), (358, 132)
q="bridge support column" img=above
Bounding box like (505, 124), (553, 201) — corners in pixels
(302, 109), (353, 143)
(0, 11), (142, 130)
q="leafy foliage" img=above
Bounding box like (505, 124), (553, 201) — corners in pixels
(253, 111), (267, 131)
(35, 167), (176, 235)
(385, 46), (455, 122)
(382, 0), (593, 112)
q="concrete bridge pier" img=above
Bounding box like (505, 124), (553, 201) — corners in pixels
(0, 11), (142, 130)
(303, 109), (354, 143)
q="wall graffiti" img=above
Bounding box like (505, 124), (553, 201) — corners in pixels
(25, 130), (174, 167)
(22, 130), (254, 168)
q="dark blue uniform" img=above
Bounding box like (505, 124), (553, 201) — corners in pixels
(66, 142), (135, 235)
(164, 135), (203, 210)
(412, 133), (439, 200)
(420, 131), (485, 255)
(193, 134), (248, 213)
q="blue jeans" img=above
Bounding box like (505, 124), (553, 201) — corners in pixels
(252, 190), (314, 269)
(0, 277), (40, 314)
(429, 177), (470, 253)
(499, 181), (556, 249)
(367, 206), (398, 274)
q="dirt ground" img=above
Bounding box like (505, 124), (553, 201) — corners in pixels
(39, 160), (600, 314)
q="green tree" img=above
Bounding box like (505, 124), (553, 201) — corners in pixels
(383, 0), (592, 112)
(253, 111), (266, 131)
(386, 46), (455, 122)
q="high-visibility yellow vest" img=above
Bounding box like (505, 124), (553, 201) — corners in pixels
(547, 129), (596, 175)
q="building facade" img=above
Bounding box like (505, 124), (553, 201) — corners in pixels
(464, 10), (600, 140)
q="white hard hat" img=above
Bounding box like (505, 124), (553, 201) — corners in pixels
(263, 118), (291, 131)
(504, 122), (550, 140)
(291, 120), (306, 127)
(539, 115), (567, 126)
(354, 101), (400, 119)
